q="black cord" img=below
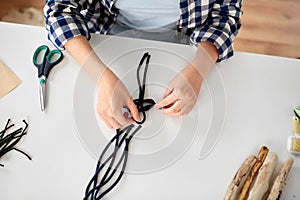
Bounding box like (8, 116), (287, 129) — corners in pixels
(0, 119), (31, 167)
(85, 126), (132, 199)
(134, 52), (156, 124)
(84, 52), (156, 199)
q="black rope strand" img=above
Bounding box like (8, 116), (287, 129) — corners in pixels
(84, 126), (133, 198)
(84, 52), (156, 199)
(86, 129), (130, 199)
(0, 119), (14, 140)
(0, 119), (31, 167)
(94, 129), (130, 196)
(95, 125), (142, 199)
(134, 52), (156, 123)
(84, 125), (141, 199)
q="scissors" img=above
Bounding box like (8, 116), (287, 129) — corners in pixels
(33, 45), (63, 112)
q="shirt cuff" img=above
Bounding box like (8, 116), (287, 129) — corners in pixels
(191, 27), (234, 62)
(47, 16), (91, 50)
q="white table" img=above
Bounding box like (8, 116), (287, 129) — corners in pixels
(0, 22), (299, 199)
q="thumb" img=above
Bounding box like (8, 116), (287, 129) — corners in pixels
(164, 87), (173, 98)
(127, 98), (141, 122)
(154, 87), (173, 109)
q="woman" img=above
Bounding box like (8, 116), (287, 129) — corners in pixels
(44, 0), (242, 129)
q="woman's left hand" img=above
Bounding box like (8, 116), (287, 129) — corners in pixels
(155, 41), (218, 116)
(154, 64), (203, 116)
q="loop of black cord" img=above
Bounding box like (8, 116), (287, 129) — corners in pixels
(84, 52), (155, 199)
(0, 119), (31, 167)
(133, 52), (156, 124)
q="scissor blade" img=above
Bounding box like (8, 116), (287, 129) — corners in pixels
(39, 78), (46, 112)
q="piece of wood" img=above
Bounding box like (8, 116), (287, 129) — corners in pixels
(247, 152), (278, 200)
(0, 0), (44, 19)
(1, 8), (45, 26)
(224, 155), (257, 200)
(234, 0), (300, 59)
(266, 158), (294, 200)
(237, 146), (269, 200)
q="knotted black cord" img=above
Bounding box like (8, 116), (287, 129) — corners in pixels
(84, 52), (156, 199)
(0, 119), (31, 167)
(134, 52), (156, 124)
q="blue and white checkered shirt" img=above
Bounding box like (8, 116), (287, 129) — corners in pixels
(44, 0), (242, 62)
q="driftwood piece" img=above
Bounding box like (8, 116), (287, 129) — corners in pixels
(237, 146), (269, 200)
(247, 152), (278, 200)
(266, 158), (294, 200)
(224, 155), (256, 200)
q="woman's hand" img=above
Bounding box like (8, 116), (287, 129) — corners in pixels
(65, 36), (140, 129)
(155, 41), (218, 116)
(155, 64), (203, 116)
(97, 68), (141, 129)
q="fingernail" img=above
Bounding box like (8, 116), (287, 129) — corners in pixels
(123, 112), (130, 119)
(154, 106), (163, 110)
(153, 104), (160, 110)
(136, 114), (141, 122)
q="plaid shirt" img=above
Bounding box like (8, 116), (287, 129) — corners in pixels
(44, 0), (242, 62)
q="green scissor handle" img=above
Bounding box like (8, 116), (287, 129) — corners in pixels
(33, 45), (49, 77)
(44, 49), (63, 78)
(33, 45), (63, 78)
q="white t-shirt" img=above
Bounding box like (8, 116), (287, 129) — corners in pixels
(114, 0), (180, 29)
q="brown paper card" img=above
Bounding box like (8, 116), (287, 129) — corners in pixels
(0, 61), (22, 99)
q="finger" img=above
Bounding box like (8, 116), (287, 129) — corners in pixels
(164, 101), (194, 117)
(172, 103), (193, 116)
(103, 119), (113, 129)
(106, 117), (122, 129)
(127, 98), (141, 122)
(168, 107), (187, 117)
(155, 92), (178, 109)
(163, 87), (173, 98)
(163, 101), (183, 116)
(171, 111), (184, 117)
(97, 108), (114, 129)
(114, 111), (134, 126)
(181, 104), (193, 115)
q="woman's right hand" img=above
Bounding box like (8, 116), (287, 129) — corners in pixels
(96, 68), (141, 129)
(65, 36), (140, 129)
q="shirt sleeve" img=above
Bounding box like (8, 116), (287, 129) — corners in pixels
(44, 0), (99, 50)
(191, 0), (242, 62)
